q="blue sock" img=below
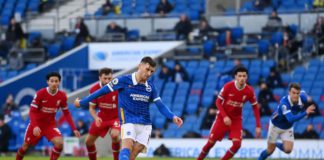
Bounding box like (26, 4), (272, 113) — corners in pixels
(258, 149), (271, 160)
(276, 142), (284, 152)
(119, 148), (130, 160)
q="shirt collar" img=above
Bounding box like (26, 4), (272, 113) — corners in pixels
(234, 80), (246, 91)
(132, 72), (148, 87)
(288, 95), (302, 106)
(46, 87), (58, 96)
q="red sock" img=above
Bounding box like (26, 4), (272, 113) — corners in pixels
(112, 142), (120, 160)
(16, 147), (26, 160)
(87, 145), (97, 160)
(222, 141), (241, 160)
(197, 140), (215, 160)
(50, 146), (62, 160)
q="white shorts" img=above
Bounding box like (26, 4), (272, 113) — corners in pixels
(121, 123), (152, 153)
(267, 120), (294, 143)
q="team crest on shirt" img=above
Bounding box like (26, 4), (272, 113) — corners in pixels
(242, 95), (246, 101)
(114, 121), (120, 127)
(146, 85), (152, 92)
(112, 78), (119, 85)
(56, 100), (61, 106)
(282, 105), (287, 112)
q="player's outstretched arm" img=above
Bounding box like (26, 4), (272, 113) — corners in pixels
(154, 99), (175, 120)
(75, 85), (111, 108)
(285, 111), (307, 123)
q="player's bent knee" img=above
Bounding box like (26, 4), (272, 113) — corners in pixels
(284, 148), (293, 154)
(232, 141), (242, 153)
(111, 133), (120, 141)
(208, 139), (216, 144)
(85, 139), (94, 147)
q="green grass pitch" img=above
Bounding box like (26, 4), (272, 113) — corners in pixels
(0, 157), (277, 160)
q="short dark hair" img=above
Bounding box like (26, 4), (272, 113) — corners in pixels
(46, 72), (61, 81)
(141, 56), (156, 67)
(99, 67), (113, 76)
(289, 82), (301, 91)
(234, 66), (248, 75)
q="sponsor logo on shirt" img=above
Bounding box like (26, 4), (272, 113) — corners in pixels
(130, 94), (150, 102)
(227, 100), (243, 107)
(41, 107), (58, 113)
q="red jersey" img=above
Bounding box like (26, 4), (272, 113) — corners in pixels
(89, 82), (118, 121)
(217, 81), (258, 120)
(30, 87), (69, 126)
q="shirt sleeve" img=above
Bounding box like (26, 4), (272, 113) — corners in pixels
(216, 86), (228, 117)
(218, 86), (227, 101)
(29, 90), (42, 126)
(61, 93), (68, 110)
(30, 90), (42, 109)
(107, 77), (125, 92)
(89, 87), (98, 107)
(151, 84), (161, 102)
(249, 88), (258, 106)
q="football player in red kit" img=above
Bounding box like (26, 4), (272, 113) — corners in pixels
(197, 66), (261, 160)
(16, 72), (80, 160)
(85, 68), (120, 160)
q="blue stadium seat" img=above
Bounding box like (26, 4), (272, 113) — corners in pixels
(302, 36), (314, 53)
(203, 40), (214, 57)
(320, 131), (324, 139)
(303, 73), (316, 81)
(258, 40), (271, 56)
(173, 96), (186, 104)
(154, 117), (167, 129)
(127, 29), (140, 41)
(310, 88), (322, 96)
(295, 123), (308, 134)
(214, 60), (225, 68)
(201, 129), (210, 138)
(59, 122), (72, 137)
(186, 95), (199, 114)
(271, 32), (283, 45)
(269, 102), (278, 112)
(309, 58), (321, 67)
(307, 66), (318, 74)
(163, 130), (176, 138)
(250, 59), (262, 68)
(62, 36), (76, 51)
(231, 27), (244, 44)
(273, 88), (285, 98)
(261, 67), (270, 78)
(312, 117), (324, 133)
(301, 80), (313, 92)
(47, 43), (61, 58)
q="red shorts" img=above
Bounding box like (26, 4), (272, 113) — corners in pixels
(24, 123), (62, 146)
(209, 116), (242, 141)
(89, 119), (120, 138)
